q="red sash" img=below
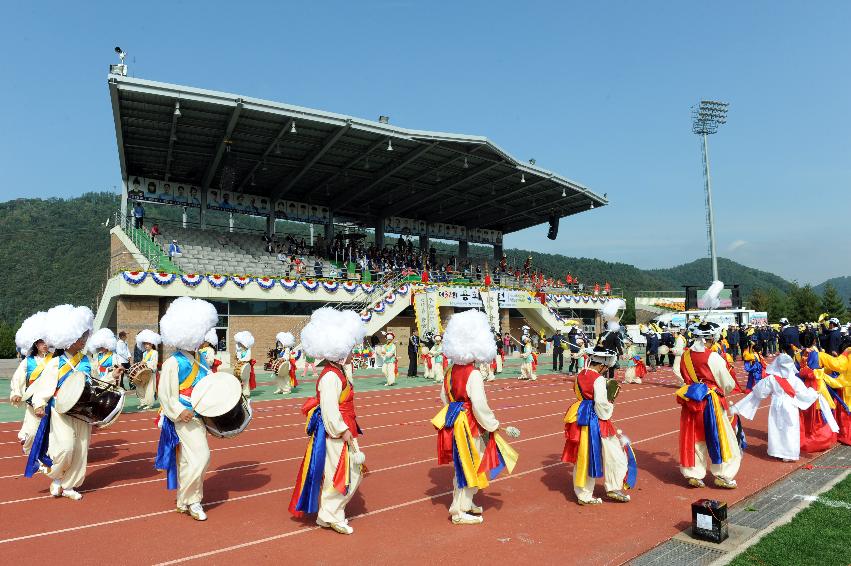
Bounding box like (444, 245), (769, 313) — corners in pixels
(774, 376), (796, 397)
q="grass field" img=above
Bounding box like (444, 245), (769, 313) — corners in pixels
(730, 473), (851, 566)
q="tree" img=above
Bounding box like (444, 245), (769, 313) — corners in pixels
(788, 284), (822, 323)
(749, 288), (770, 312)
(765, 288), (788, 323)
(0, 322), (16, 359)
(820, 283), (848, 320)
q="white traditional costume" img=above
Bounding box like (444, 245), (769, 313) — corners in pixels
(275, 331), (296, 394)
(289, 308), (367, 535)
(382, 333), (397, 386)
(155, 297), (219, 521)
(520, 336), (537, 381)
(136, 329), (161, 410)
(27, 305), (96, 500)
(10, 311), (52, 455)
(199, 328), (219, 371)
(733, 354), (825, 461)
(431, 334), (445, 383)
(672, 330), (687, 386)
(432, 310), (518, 525)
(234, 330), (256, 397)
(87, 328), (119, 386)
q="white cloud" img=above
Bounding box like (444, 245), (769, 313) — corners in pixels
(728, 240), (747, 252)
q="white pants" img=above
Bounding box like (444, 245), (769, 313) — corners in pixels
(449, 436), (486, 516)
(432, 362), (444, 383)
(479, 363), (494, 382)
(18, 405), (41, 455)
(423, 359), (433, 380)
(239, 364), (252, 397)
(318, 437), (363, 524)
(520, 362), (536, 380)
(138, 375), (157, 406)
(276, 363), (290, 393)
(495, 355), (503, 373)
(574, 435), (627, 502)
(672, 356), (685, 385)
(175, 419), (211, 507)
(383, 360), (396, 385)
(680, 418), (742, 482)
(46, 411), (91, 490)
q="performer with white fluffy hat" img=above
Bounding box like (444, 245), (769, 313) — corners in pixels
(562, 345), (637, 504)
(10, 311), (52, 455)
(289, 307), (367, 535)
(136, 329), (161, 410)
(234, 330), (256, 397)
(381, 332), (397, 386)
(27, 304), (102, 500)
(87, 328), (121, 386)
(155, 297), (219, 521)
(198, 329), (220, 372)
(274, 331), (297, 394)
(431, 310), (519, 525)
(519, 335), (537, 381)
(431, 333), (445, 383)
(675, 284), (743, 489)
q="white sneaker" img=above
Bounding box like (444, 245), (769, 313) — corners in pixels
(61, 489), (83, 501)
(273, 389), (283, 394)
(49, 480), (62, 497)
(451, 512), (483, 525)
(188, 502), (207, 521)
(317, 518), (353, 534)
(468, 505), (483, 514)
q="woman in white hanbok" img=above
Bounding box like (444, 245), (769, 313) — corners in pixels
(732, 354), (833, 462)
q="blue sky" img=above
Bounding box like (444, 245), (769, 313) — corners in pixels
(2, 1), (849, 284)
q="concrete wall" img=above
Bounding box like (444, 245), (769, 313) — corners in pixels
(110, 232), (143, 273)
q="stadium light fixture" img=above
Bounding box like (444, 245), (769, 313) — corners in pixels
(290, 121), (297, 134)
(691, 99), (729, 282)
(521, 173), (526, 183)
(387, 138), (393, 151)
(174, 101), (181, 118)
(561, 187), (566, 197)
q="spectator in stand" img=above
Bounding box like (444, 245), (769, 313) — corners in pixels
(150, 223), (161, 240)
(314, 258), (323, 278)
(168, 239), (182, 260)
(265, 241), (274, 254)
(133, 202), (145, 229)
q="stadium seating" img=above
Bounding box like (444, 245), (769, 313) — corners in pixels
(155, 226), (340, 277)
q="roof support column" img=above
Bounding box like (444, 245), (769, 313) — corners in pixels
(374, 217), (385, 250)
(325, 212), (335, 241)
(419, 235), (429, 258)
(120, 178), (128, 224)
(459, 239), (469, 260)
(266, 214), (275, 237)
(493, 242), (503, 264)
(199, 189), (207, 228)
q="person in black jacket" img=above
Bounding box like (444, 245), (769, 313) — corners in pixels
(727, 325), (740, 360)
(407, 331), (420, 377)
(567, 326), (580, 374)
(660, 328), (674, 366)
(598, 322), (624, 380)
(644, 328), (659, 372)
(548, 330), (565, 372)
(826, 318), (843, 356)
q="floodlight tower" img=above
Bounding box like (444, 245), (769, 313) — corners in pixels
(691, 100), (729, 282)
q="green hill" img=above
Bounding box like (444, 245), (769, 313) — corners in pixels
(0, 192), (839, 336)
(814, 276), (851, 303)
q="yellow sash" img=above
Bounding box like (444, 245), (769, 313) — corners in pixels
(57, 351), (85, 378)
(28, 352), (53, 385)
(178, 355), (201, 390)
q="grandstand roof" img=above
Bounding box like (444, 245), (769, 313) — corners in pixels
(109, 74), (607, 234)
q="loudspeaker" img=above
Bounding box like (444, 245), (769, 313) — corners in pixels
(684, 286), (698, 311)
(547, 213), (559, 240)
(731, 285), (741, 309)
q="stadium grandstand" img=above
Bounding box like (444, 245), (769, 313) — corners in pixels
(100, 67), (616, 365)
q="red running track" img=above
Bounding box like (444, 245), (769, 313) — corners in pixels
(0, 361), (826, 565)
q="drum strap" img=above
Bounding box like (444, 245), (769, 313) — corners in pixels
(97, 351), (114, 368)
(55, 352), (90, 395)
(27, 352), (53, 385)
(143, 350), (155, 364)
(174, 351), (209, 411)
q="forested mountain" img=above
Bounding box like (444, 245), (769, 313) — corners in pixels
(0, 192), (846, 354)
(814, 276), (851, 304)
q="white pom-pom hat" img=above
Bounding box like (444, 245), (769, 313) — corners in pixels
(87, 328), (117, 353)
(15, 311), (50, 352)
(203, 328), (218, 346)
(45, 304), (94, 350)
(442, 310), (497, 365)
(301, 307), (366, 363)
(160, 297), (218, 352)
(276, 332), (295, 348)
(234, 331), (255, 349)
(601, 298), (625, 322)
(136, 329), (162, 348)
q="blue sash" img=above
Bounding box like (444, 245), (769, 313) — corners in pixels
(154, 352), (208, 490)
(576, 399), (604, 479)
(292, 407), (327, 514)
